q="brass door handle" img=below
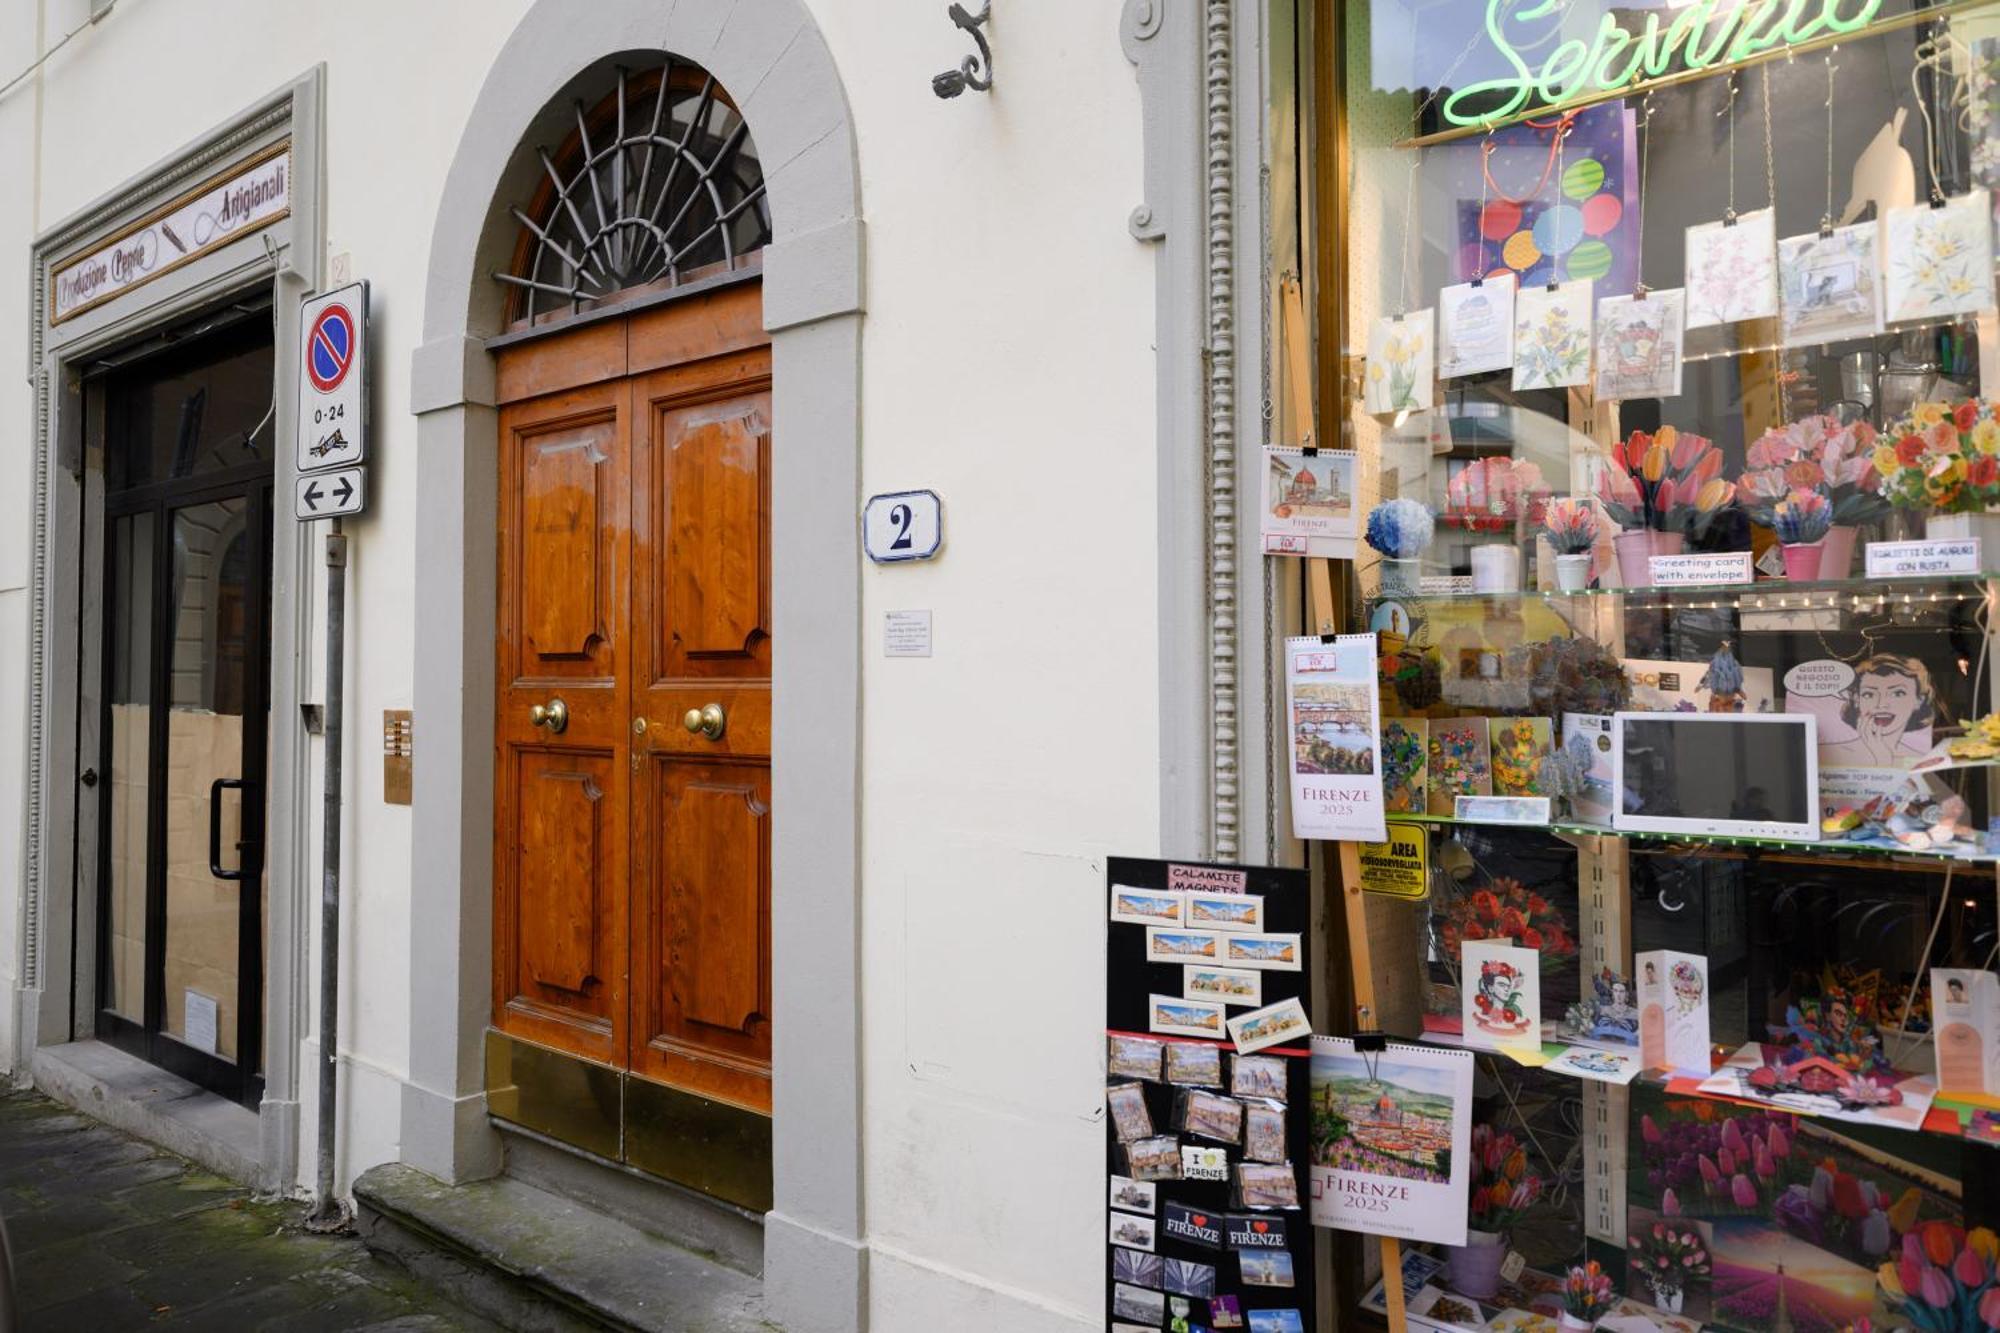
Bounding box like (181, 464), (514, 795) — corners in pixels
(682, 703), (726, 740)
(529, 698), (570, 734)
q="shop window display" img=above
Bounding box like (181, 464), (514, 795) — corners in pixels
(1307, 3), (2000, 1330)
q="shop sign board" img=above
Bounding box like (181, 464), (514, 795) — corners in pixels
(1865, 538), (1980, 578)
(1649, 551), (1754, 587)
(296, 282), (368, 475)
(1441, 0), (1888, 128)
(1356, 824), (1429, 900)
(52, 144), (291, 323)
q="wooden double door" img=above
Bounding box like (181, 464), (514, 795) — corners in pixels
(493, 281), (772, 1115)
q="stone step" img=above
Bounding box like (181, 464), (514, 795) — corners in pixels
(353, 1164), (776, 1333)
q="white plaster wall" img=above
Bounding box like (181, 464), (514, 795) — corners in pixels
(2, 1), (1161, 1325)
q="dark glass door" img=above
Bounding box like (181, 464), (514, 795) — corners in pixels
(97, 321), (274, 1106)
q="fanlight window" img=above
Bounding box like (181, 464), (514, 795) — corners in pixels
(498, 59), (770, 326)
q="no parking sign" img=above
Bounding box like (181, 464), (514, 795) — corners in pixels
(296, 282), (368, 477)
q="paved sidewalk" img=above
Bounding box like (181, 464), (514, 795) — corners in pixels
(0, 1089), (492, 1330)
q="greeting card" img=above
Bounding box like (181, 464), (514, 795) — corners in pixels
(1883, 193), (1996, 323)
(1382, 718), (1428, 815)
(1512, 281), (1593, 391)
(1488, 717), (1552, 797)
(1932, 967), (2000, 1096)
(1261, 447), (1357, 559)
(1365, 310), (1435, 415)
(1777, 222), (1885, 346)
(1438, 275), (1516, 379)
(1462, 939), (1541, 1051)
(1637, 950), (1710, 1077)
(1684, 209), (1778, 328)
(1285, 634), (1385, 842)
(1426, 719), (1491, 816)
(1594, 289), (1684, 401)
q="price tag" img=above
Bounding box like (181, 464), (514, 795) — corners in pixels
(1648, 551), (1754, 586)
(1865, 538), (1981, 578)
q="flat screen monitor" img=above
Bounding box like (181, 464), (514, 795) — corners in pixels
(1611, 712), (1818, 841)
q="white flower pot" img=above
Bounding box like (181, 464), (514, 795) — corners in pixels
(1554, 553), (1592, 591)
(1471, 543), (1521, 593)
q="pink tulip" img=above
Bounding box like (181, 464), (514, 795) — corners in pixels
(1642, 1115), (1663, 1146)
(1978, 1287), (2000, 1328)
(1754, 1144), (1775, 1179)
(1661, 1188), (1680, 1217)
(1717, 1146), (1736, 1176)
(1957, 1245), (1988, 1289)
(1721, 1120), (1747, 1157)
(1901, 1252), (1927, 1299)
(1700, 1155), (1722, 1192)
(1767, 1125), (1789, 1159)
(1731, 1174), (1758, 1208)
(1921, 1264), (1954, 1309)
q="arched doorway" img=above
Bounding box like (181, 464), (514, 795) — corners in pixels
(409, 4), (864, 1323)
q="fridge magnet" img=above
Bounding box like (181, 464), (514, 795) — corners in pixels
(1110, 885), (1184, 928)
(1777, 222), (1884, 345)
(1186, 892), (1264, 933)
(1149, 994), (1228, 1040)
(1883, 192), (1995, 322)
(1145, 928), (1223, 965)
(1684, 209), (1778, 328)
(1511, 280), (1594, 390)
(1164, 1040), (1225, 1087)
(1209, 1294), (1245, 1329)
(1221, 933), (1302, 972)
(1243, 1104), (1287, 1164)
(1114, 1245), (1165, 1289)
(1107, 1082), (1155, 1142)
(1932, 967), (2000, 1095)
(1382, 718), (1428, 814)
(1162, 1201), (1225, 1249)
(1109, 1174), (1157, 1215)
(1636, 949), (1710, 1076)
(1185, 965), (1262, 1008)
(1226, 997), (1313, 1055)
(1110, 1212), (1157, 1251)
(1364, 310), (1436, 414)
(1183, 1145), (1230, 1181)
(1462, 939), (1541, 1051)
(1307, 1036), (1475, 1245)
(1545, 1045), (1642, 1085)
(1240, 1251), (1296, 1288)
(1594, 289), (1685, 400)
(1225, 1213), (1288, 1249)
(1230, 1053), (1288, 1102)
(1261, 448), (1357, 559)
(1426, 718), (1492, 816)
(1163, 1258), (1219, 1300)
(1488, 716), (1553, 797)
(1234, 1162), (1300, 1210)
(1111, 1324), (1153, 1333)
(1181, 1089), (1246, 1144)
(1284, 634), (1386, 842)
(1112, 1282), (1165, 1324)
(1247, 1312), (1305, 1333)
(1125, 1135), (1182, 1181)
(1108, 1033), (1166, 1081)
(1438, 274), (1516, 378)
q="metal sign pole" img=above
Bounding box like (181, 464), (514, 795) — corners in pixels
(312, 519), (348, 1224)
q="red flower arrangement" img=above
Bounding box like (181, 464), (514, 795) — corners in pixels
(1440, 878), (1578, 968)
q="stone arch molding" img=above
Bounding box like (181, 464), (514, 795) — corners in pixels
(405, 3), (865, 1330)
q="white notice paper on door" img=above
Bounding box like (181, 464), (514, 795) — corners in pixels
(185, 990), (220, 1055)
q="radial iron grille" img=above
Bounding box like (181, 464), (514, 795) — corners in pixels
(499, 60), (770, 323)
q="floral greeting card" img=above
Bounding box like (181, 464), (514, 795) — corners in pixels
(1511, 282), (1593, 391)
(1883, 192), (1996, 324)
(1488, 717), (1552, 797)
(1381, 718), (1428, 814)
(1777, 222), (1884, 346)
(1684, 209), (1778, 328)
(1636, 949), (1709, 1076)
(1438, 275), (1515, 379)
(1364, 310), (1435, 414)
(1426, 719), (1491, 817)
(1593, 289), (1685, 401)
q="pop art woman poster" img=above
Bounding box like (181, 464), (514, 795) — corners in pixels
(1784, 655), (1939, 771)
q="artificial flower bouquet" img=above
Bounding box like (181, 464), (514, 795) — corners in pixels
(1467, 1123), (1545, 1234)
(1596, 426), (1736, 536)
(1560, 1260), (1618, 1326)
(1541, 497), (1601, 555)
(1444, 456), (1549, 532)
(1738, 414), (1888, 528)
(1876, 1223), (2000, 1333)
(1440, 877), (1578, 968)
(1873, 400), (2000, 513)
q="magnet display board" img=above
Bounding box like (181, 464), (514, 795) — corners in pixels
(1104, 857), (1316, 1332)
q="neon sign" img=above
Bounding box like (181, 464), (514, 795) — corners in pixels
(1440, 0), (1886, 128)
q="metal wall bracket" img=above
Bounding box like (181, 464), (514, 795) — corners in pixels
(932, 2), (993, 98)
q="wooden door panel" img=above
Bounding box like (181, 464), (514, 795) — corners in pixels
(494, 377), (629, 1068)
(633, 756), (772, 1110)
(666, 407), (766, 662)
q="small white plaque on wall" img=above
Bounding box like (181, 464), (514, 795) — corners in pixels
(863, 491), (943, 563)
(885, 610), (933, 658)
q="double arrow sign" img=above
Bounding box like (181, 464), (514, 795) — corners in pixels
(295, 465), (366, 520)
